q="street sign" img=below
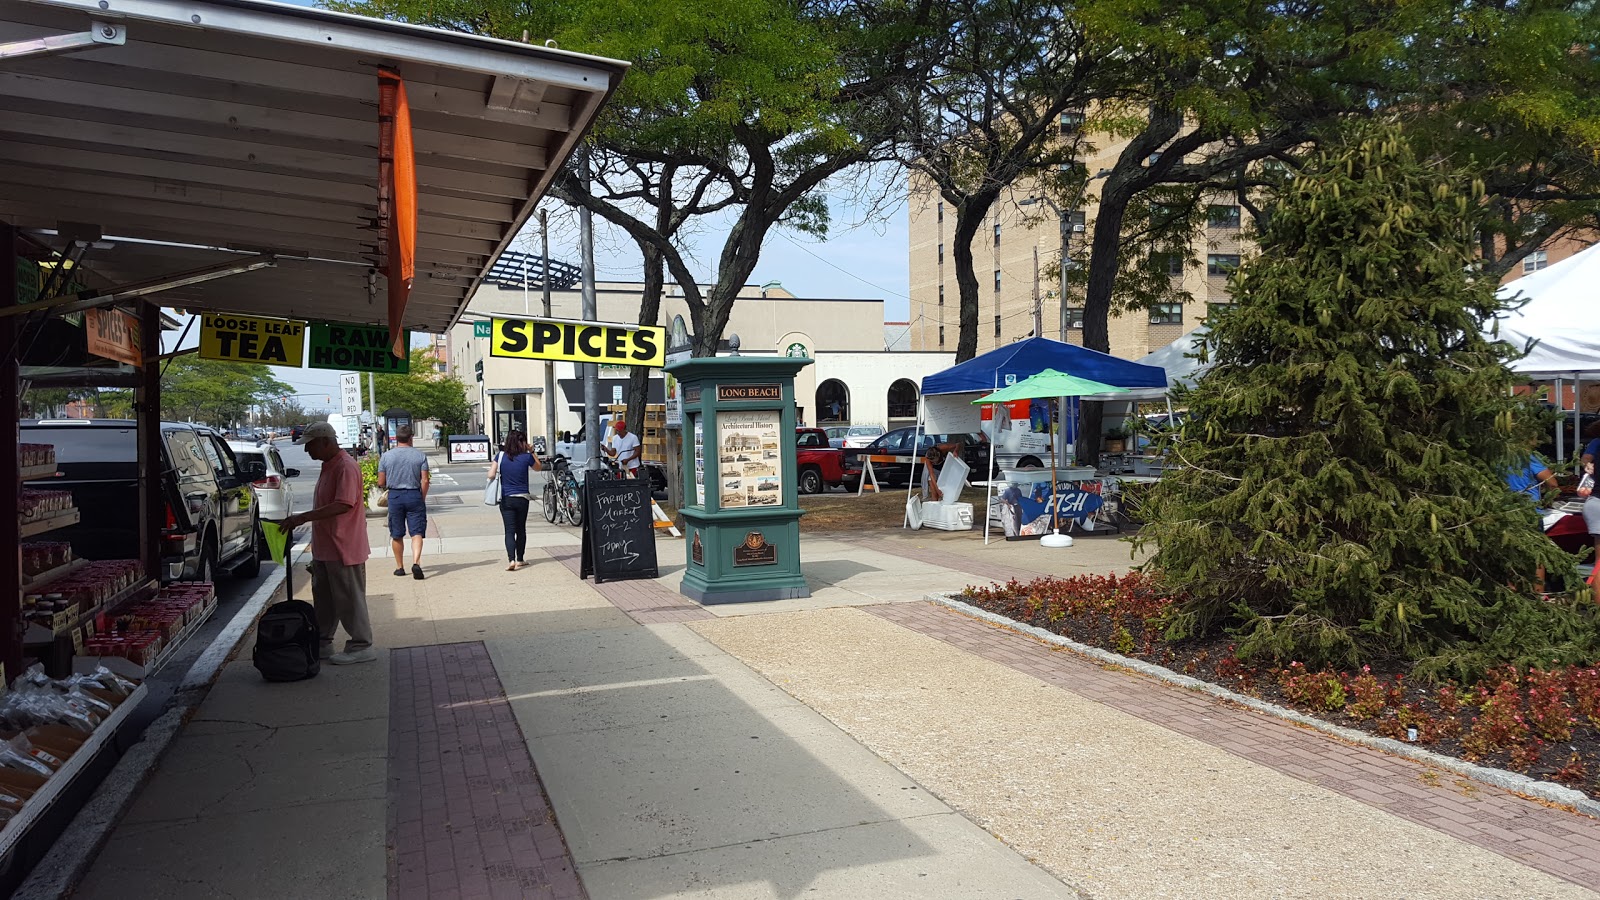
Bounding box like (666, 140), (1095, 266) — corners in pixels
(307, 322), (409, 373)
(339, 373), (361, 416)
(489, 317), (665, 367)
(473, 321), (492, 339)
(199, 314), (305, 366)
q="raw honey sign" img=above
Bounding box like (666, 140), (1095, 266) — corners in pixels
(199, 314), (306, 366)
(307, 322), (410, 374)
(490, 317), (665, 367)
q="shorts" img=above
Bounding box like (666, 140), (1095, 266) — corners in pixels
(387, 488), (427, 539)
(1584, 496), (1600, 536)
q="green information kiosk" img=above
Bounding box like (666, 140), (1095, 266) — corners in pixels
(668, 355), (812, 603)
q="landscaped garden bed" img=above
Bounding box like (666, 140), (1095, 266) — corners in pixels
(959, 573), (1600, 801)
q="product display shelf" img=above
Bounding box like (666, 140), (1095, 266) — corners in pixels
(23, 578), (156, 645)
(0, 681), (148, 860)
(19, 509), (78, 539)
(20, 558), (85, 589)
(17, 464), (56, 483)
(74, 591), (218, 680)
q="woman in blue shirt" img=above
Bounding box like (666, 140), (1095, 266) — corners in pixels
(488, 431), (540, 570)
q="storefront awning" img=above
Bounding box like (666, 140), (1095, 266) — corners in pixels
(559, 377), (664, 411)
(0, 0), (626, 334)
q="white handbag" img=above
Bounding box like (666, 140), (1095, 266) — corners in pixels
(484, 452), (504, 506)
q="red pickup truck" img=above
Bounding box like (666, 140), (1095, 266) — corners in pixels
(796, 428), (846, 494)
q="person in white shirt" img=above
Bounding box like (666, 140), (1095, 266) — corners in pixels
(605, 419), (642, 476)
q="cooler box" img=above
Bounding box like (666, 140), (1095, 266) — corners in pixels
(921, 501), (973, 531)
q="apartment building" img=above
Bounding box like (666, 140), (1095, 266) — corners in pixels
(908, 119), (1248, 359)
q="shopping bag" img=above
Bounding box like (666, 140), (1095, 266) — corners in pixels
(260, 520), (290, 565)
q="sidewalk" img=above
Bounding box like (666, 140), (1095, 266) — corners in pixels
(67, 477), (1600, 898)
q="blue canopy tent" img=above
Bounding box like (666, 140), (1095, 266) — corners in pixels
(922, 337), (1168, 397)
(909, 338), (1170, 537)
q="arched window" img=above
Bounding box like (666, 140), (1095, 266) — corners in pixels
(887, 379), (918, 422)
(816, 380), (850, 424)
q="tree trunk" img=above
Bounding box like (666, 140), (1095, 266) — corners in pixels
(1077, 173), (1137, 465)
(626, 249), (665, 455)
(950, 205), (987, 362)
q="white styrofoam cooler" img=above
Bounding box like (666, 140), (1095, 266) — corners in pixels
(921, 501), (974, 531)
(1005, 466), (1095, 485)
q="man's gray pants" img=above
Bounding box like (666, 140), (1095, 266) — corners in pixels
(310, 561), (373, 652)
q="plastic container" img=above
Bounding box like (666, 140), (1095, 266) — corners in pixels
(921, 502), (973, 531)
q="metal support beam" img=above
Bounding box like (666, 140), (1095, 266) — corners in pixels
(137, 302), (163, 577)
(0, 256), (277, 319)
(0, 20), (124, 61)
(0, 223), (22, 681)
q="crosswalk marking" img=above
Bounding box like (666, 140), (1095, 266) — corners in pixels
(434, 473), (457, 484)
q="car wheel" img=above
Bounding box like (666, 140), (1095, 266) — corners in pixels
(1018, 455), (1044, 470)
(235, 520), (263, 578)
(798, 467), (823, 495)
(195, 537), (218, 584)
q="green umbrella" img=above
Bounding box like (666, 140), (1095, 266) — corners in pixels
(972, 369), (1128, 545)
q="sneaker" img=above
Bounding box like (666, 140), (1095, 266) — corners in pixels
(393, 568), (406, 577)
(318, 644), (333, 660)
(329, 647), (377, 665)
(411, 564), (425, 580)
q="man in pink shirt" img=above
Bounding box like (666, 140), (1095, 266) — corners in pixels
(281, 422), (375, 665)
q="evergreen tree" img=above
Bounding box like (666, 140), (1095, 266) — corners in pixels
(1133, 124), (1597, 678)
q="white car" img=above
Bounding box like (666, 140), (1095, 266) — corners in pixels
(228, 440), (300, 522)
(841, 425), (887, 449)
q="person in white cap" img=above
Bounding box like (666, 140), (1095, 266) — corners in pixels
(281, 422), (375, 664)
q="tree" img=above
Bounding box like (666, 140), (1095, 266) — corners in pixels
(893, 0), (1138, 361)
(366, 348), (472, 434)
(334, 0), (929, 376)
(160, 358), (291, 425)
(1132, 125), (1598, 678)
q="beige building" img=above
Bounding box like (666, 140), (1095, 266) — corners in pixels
(448, 281), (953, 444)
(908, 124), (1246, 360)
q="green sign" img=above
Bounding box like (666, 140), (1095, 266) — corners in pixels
(473, 321), (492, 338)
(307, 322), (410, 373)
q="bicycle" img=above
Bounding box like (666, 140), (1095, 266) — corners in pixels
(542, 457), (585, 526)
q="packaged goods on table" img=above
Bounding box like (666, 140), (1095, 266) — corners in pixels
(19, 444), (56, 468)
(0, 665), (138, 825)
(22, 560), (143, 630)
(20, 543), (71, 577)
(18, 490), (71, 523)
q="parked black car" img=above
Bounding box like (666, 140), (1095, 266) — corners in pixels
(22, 419), (266, 582)
(841, 427), (992, 490)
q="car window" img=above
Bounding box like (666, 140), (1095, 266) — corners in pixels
(31, 426), (136, 464)
(210, 437), (238, 476)
(269, 448), (286, 472)
(166, 430), (211, 478)
(848, 426), (883, 436)
(234, 450), (265, 475)
(877, 430), (907, 452)
(797, 432), (822, 448)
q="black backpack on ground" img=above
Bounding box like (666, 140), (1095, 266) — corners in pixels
(253, 599), (320, 682)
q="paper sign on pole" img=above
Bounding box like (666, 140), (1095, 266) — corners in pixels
(612, 385), (623, 405)
(84, 308), (141, 367)
(339, 373), (362, 416)
(489, 317), (665, 367)
(199, 314), (305, 366)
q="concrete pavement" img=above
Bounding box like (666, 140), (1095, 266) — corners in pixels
(67, 457), (1600, 898)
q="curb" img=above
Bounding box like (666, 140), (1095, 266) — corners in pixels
(14, 543), (310, 900)
(927, 591), (1600, 821)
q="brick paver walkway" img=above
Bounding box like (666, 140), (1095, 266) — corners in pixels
(388, 643), (586, 900)
(853, 535), (1051, 585)
(545, 546), (712, 624)
(868, 601), (1600, 891)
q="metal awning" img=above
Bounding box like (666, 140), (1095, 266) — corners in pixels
(0, 0), (626, 333)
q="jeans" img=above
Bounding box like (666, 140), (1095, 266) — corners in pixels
(500, 495), (530, 562)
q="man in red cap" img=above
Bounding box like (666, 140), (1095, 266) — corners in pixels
(604, 418), (641, 477)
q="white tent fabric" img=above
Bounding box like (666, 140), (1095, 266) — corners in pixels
(1137, 326), (1211, 388)
(1495, 243), (1600, 377)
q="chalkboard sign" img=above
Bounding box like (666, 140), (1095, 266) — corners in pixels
(580, 478), (659, 584)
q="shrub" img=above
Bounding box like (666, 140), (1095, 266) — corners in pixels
(1462, 681), (1529, 759)
(1280, 663), (1347, 712)
(1347, 667), (1386, 720)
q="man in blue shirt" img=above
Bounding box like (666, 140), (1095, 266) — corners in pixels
(378, 425), (431, 579)
(1505, 453), (1557, 515)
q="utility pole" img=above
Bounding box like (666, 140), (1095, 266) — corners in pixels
(579, 148), (600, 472)
(1031, 245), (1043, 339)
(541, 209), (556, 453)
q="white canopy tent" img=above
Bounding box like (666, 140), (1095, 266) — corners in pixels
(1496, 243), (1600, 379)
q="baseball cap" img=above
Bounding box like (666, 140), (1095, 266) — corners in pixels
(295, 422), (339, 444)
(613, 419), (626, 428)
